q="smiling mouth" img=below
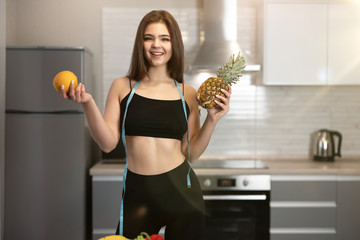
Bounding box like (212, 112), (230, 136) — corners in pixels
(151, 52), (164, 56)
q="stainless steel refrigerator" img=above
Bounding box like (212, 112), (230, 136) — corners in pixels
(5, 47), (94, 240)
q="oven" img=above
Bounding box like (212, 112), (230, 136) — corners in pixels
(192, 160), (271, 240)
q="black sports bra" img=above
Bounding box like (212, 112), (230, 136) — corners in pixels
(120, 92), (190, 140)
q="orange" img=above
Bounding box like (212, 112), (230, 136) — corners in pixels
(53, 70), (78, 93)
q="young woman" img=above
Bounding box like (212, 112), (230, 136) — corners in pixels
(61, 10), (231, 240)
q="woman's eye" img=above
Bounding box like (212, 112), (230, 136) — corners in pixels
(144, 37), (153, 41)
(162, 38), (170, 42)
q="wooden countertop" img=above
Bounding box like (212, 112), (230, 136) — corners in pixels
(90, 157), (360, 176)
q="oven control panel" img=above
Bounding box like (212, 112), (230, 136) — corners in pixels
(197, 175), (271, 191)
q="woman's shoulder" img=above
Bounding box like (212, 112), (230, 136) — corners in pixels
(111, 77), (131, 88)
(109, 77), (132, 100)
(112, 76), (135, 90)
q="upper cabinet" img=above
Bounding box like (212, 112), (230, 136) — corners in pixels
(328, 3), (360, 85)
(263, 0), (360, 85)
(264, 2), (328, 85)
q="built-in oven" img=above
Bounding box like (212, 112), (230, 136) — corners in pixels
(192, 160), (271, 240)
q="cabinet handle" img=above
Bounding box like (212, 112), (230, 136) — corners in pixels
(270, 228), (336, 234)
(203, 195), (267, 201)
(270, 201), (336, 208)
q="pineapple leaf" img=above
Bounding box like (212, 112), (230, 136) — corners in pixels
(217, 52), (246, 85)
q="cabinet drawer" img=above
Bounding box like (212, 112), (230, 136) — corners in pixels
(92, 176), (123, 229)
(271, 207), (336, 228)
(271, 176), (336, 201)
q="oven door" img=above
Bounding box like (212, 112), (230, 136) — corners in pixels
(202, 190), (270, 240)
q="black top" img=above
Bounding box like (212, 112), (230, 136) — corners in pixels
(120, 93), (190, 140)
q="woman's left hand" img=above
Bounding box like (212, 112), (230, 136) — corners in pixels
(207, 85), (232, 122)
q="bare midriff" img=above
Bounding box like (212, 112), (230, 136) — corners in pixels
(125, 136), (185, 175)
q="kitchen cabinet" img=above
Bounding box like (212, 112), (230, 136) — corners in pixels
(271, 175), (360, 240)
(327, 3), (360, 85)
(270, 175), (337, 240)
(264, 2), (328, 85)
(336, 176), (360, 240)
(92, 175), (123, 240)
(263, 0), (360, 85)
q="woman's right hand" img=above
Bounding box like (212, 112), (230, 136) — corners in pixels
(61, 80), (92, 104)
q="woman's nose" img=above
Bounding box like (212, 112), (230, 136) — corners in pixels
(152, 38), (160, 47)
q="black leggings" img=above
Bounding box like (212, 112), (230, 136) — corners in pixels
(116, 161), (205, 240)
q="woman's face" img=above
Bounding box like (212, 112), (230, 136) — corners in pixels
(143, 22), (172, 68)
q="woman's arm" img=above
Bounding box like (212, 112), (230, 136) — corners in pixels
(62, 77), (127, 152)
(182, 84), (232, 162)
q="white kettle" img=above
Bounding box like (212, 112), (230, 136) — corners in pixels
(313, 129), (342, 161)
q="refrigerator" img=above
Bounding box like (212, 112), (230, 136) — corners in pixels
(5, 47), (94, 240)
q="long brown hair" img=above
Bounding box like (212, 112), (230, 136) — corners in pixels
(127, 10), (184, 83)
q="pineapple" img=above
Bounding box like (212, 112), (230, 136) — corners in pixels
(196, 52), (246, 109)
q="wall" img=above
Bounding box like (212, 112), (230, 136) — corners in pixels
(0, 0), (5, 238)
(6, 0), (360, 160)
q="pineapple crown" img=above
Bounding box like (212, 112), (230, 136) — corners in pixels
(217, 52), (246, 85)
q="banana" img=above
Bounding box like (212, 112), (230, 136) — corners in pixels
(98, 235), (129, 240)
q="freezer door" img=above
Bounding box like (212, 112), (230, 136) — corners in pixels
(6, 48), (86, 112)
(5, 113), (91, 240)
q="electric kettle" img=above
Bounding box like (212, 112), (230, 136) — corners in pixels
(313, 129), (342, 161)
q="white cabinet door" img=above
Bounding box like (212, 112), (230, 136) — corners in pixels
(264, 3), (328, 85)
(328, 3), (360, 85)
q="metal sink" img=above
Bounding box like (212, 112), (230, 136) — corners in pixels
(190, 159), (268, 169)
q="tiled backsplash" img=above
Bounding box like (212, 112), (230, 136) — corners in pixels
(103, 7), (360, 159)
(199, 84), (360, 158)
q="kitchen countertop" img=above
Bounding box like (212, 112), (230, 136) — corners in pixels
(90, 157), (360, 176)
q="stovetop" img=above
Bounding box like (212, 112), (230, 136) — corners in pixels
(190, 159), (268, 169)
